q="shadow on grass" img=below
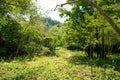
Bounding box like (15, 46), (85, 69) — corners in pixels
(0, 55), (35, 62)
(68, 54), (120, 72)
(0, 53), (56, 63)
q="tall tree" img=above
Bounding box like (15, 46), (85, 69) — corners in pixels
(0, 0), (39, 57)
(58, 0), (120, 36)
(59, 0), (120, 58)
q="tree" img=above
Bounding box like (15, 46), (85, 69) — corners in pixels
(0, 0), (41, 57)
(58, 0), (120, 58)
(57, 0), (120, 36)
(16, 15), (45, 56)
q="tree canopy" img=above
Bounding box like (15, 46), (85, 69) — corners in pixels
(58, 0), (120, 36)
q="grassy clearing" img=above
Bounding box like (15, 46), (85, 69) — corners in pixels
(0, 48), (120, 80)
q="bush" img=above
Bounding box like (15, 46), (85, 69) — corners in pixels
(41, 47), (53, 56)
(0, 16), (21, 57)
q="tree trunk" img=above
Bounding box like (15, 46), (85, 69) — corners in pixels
(100, 28), (106, 58)
(87, 45), (93, 59)
(96, 27), (99, 58)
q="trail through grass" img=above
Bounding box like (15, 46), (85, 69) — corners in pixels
(0, 48), (120, 80)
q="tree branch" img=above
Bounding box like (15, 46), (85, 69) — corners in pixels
(50, 0), (120, 36)
(46, 0), (81, 13)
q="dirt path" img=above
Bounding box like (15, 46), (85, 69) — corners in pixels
(67, 53), (72, 58)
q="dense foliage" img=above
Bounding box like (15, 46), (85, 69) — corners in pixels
(0, 0), (61, 58)
(59, 0), (120, 58)
(0, 0), (120, 79)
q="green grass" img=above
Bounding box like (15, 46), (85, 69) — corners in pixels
(0, 48), (120, 80)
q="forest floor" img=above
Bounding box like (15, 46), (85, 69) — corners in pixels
(0, 48), (120, 80)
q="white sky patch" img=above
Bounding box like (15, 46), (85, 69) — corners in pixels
(37, 0), (72, 22)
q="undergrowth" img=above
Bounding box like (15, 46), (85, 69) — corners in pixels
(0, 48), (120, 80)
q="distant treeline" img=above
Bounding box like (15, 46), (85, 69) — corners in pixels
(42, 17), (61, 27)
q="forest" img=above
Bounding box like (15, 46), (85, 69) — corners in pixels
(0, 0), (120, 80)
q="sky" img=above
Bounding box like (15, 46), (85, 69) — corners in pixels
(37, 0), (71, 22)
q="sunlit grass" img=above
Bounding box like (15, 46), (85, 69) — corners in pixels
(0, 48), (120, 80)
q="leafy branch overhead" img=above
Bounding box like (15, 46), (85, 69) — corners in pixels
(53, 0), (120, 36)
